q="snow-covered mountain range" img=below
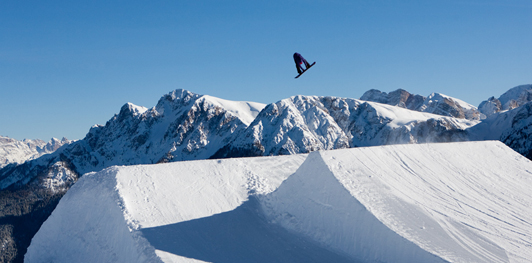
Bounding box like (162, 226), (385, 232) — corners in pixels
(69, 89), (264, 171)
(0, 136), (69, 168)
(361, 89), (482, 120)
(2, 84), (532, 262)
(213, 95), (476, 158)
(26, 141), (532, 263)
(0, 90), (264, 192)
(360, 85), (532, 160)
(4, 85), (531, 193)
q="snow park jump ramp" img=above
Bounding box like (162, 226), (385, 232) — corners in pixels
(25, 141), (532, 263)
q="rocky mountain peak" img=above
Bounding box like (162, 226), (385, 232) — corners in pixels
(362, 89), (481, 120)
(499, 84), (532, 109)
(479, 84), (532, 117)
(478, 96), (502, 118)
(360, 88), (425, 110)
(420, 93), (481, 120)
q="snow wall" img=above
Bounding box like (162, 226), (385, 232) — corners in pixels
(26, 141), (532, 263)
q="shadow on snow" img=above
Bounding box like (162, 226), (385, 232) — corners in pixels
(140, 196), (358, 263)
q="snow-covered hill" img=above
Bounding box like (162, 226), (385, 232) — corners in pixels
(0, 136), (69, 168)
(26, 141), (532, 263)
(213, 95), (477, 158)
(361, 89), (481, 120)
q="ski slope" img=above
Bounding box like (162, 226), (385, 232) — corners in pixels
(26, 141), (532, 263)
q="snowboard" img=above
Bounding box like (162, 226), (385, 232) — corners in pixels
(295, 62), (316, 78)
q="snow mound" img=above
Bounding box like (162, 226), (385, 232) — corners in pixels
(26, 141), (532, 263)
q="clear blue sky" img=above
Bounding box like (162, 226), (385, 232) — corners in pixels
(1, 0), (531, 141)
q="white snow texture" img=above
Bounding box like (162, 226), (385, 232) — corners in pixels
(26, 141), (532, 263)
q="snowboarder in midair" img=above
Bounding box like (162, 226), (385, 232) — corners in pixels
(293, 52), (311, 74)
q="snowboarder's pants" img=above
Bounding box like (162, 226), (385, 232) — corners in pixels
(295, 58), (310, 74)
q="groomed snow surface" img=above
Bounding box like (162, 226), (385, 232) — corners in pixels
(26, 141), (532, 263)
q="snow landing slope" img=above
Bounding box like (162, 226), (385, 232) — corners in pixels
(26, 141), (532, 263)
